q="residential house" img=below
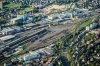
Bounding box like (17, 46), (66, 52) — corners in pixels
(90, 23), (97, 29)
(86, 23), (97, 30)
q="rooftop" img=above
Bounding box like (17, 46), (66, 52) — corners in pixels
(0, 35), (15, 41)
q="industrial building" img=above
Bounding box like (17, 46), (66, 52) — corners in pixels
(0, 35), (15, 42)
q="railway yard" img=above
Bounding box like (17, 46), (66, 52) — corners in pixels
(1, 0), (99, 66)
(0, 21), (75, 64)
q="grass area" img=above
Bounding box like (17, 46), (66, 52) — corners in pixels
(79, 18), (93, 30)
(4, 4), (22, 9)
(19, 7), (34, 14)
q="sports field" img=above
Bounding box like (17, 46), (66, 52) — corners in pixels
(79, 18), (92, 29)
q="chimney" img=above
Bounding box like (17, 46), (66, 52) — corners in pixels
(0, 2), (3, 9)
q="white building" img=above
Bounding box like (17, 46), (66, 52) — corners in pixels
(65, 12), (73, 19)
(10, 15), (23, 25)
(48, 15), (58, 20)
(24, 23), (35, 27)
(90, 23), (97, 29)
(86, 26), (90, 31)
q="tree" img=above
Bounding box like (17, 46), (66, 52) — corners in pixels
(54, 38), (64, 56)
(16, 22), (23, 26)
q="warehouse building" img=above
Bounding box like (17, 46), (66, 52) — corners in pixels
(1, 28), (15, 35)
(0, 35), (15, 42)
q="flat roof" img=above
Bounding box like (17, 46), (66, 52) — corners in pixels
(10, 15), (23, 21)
(1, 28), (14, 33)
(0, 35), (15, 41)
(24, 23), (35, 27)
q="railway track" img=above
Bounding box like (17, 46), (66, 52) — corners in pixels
(1, 29), (48, 54)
